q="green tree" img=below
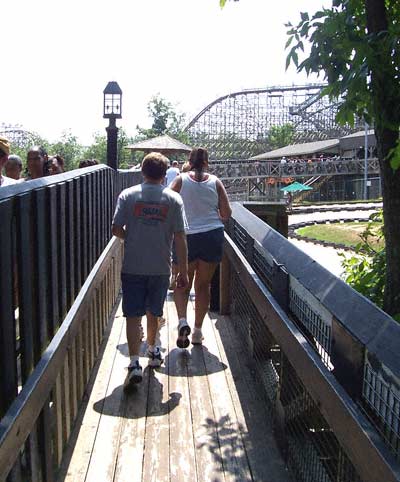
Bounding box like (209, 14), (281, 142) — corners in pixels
(82, 132), (107, 164)
(267, 123), (295, 150)
(83, 129), (137, 169)
(286, 1), (400, 317)
(50, 130), (83, 170)
(136, 95), (187, 142)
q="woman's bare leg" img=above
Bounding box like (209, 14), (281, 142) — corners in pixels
(174, 261), (196, 319)
(193, 260), (219, 329)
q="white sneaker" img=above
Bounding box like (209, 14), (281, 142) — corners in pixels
(191, 330), (204, 345)
(124, 361), (142, 392)
(147, 346), (164, 367)
(176, 318), (191, 348)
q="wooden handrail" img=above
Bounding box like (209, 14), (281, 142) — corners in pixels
(0, 237), (123, 479)
(223, 232), (400, 481)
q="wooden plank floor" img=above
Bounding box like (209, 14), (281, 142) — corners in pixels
(58, 293), (291, 482)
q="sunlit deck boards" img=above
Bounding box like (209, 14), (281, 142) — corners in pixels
(58, 294), (290, 482)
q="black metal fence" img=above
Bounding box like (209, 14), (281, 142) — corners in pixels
(0, 166), (140, 481)
(220, 203), (400, 482)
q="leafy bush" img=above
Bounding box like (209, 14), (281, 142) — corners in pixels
(340, 211), (386, 309)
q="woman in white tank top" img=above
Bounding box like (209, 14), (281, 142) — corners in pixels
(170, 147), (231, 348)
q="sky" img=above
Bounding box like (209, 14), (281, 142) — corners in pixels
(2, 0), (329, 145)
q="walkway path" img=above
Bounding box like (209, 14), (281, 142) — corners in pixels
(58, 294), (290, 482)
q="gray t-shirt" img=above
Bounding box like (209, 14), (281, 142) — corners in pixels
(113, 183), (186, 275)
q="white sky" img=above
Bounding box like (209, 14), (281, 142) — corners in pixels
(2, 0), (329, 145)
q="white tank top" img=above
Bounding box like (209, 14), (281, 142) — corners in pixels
(180, 173), (224, 234)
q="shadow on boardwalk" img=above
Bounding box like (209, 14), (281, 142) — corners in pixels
(92, 367), (181, 419)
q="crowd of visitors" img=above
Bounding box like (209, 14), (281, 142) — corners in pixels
(279, 154), (341, 165)
(0, 134), (102, 186)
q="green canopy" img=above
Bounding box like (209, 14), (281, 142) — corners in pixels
(280, 181), (313, 193)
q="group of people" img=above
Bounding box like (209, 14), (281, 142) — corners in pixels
(0, 134), (100, 187)
(112, 147), (232, 391)
(0, 136), (65, 185)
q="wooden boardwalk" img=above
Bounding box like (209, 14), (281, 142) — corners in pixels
(58, 293), (290, 482)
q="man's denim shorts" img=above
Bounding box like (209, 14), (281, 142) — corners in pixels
(121, 273), (170, 317)
(173, 227), (224, 264)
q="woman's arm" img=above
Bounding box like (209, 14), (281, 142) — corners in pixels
(170, 175), (182, 193)
(216, 178), (232, 221)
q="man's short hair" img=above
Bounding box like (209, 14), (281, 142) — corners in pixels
(7, 155), (22, 167)
(141, 152), (168, 180)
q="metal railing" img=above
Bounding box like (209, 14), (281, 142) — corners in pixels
(209, 157), (380, 181)
(218, 202), (400, 482)
(0, 166), (140, 481)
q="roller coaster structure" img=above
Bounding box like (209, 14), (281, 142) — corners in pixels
(0, 123), (38, 149)
(185, 84), (363, 160)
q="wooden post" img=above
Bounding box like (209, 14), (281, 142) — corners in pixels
(219, 251), (231, 315)
(272, 260), (289, 312)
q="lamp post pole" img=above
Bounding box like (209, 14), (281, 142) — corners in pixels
(106, 117), (118, 170)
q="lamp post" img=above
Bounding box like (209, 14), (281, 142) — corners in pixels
(103, 81), (122, 170)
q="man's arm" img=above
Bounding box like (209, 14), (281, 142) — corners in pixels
(112, 192), (127, 239)
(173, 231), (189, 289)
(112, 224), (126, 239)
(170, 175), (182, 193)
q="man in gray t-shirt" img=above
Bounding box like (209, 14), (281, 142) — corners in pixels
(112, 152), (188, 391)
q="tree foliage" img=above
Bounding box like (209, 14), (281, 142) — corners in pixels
(267, 123), (295, 150)
(341, 211), (387, 310)
(82, 132), (107, 164)
(286, 1), (400, 151)
(136, 95), (188, 143)
(219, 0), (239, 7)
(286, 0), (400, 316)
(51, 131), (83, 170)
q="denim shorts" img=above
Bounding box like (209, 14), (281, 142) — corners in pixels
(173, 227), (224, 264)
(121, 273), (170, 317)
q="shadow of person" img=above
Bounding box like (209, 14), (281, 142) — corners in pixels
(159, 345), (227, 378)
(92, 367), (181, 419)
(117, 338), (166, 358)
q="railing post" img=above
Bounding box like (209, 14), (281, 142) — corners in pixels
(331, 318), (364, 399)
(209, 265), (220, 312)
(245, 231), (254, 265)
(219, 251), (231, 315)
(272, 259), (289, 312)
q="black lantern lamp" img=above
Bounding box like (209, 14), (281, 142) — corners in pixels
(103, 81), (122, 169)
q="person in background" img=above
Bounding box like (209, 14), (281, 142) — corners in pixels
(165, 160), (180, 186)
(48, 155), (65, 174)
(0, 136), (17, 186)
(79, 159), (99, 168)
(5, 154), (23, 181)
(26, 146), (50, 180)
(181, 161), (191, 173)
(170, 147), (231, 347)
(112, 152), (188, 391)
